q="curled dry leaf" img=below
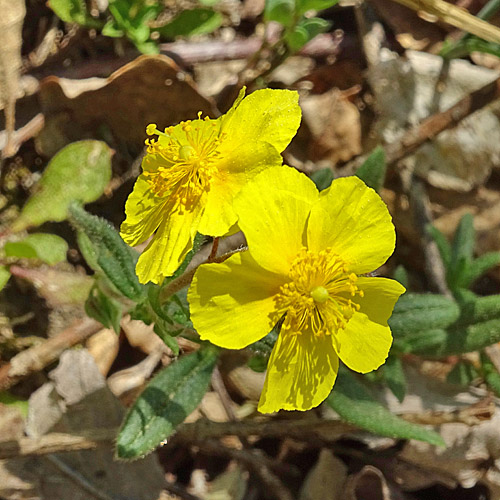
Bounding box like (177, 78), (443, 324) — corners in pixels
(86, 327), (120, 377)
(37, 54), (217, 157)
(299, 449), (348, 500)
(300, 88), (362, 166)
(369, 50), (500, 191)
(344, 466), (399, 500)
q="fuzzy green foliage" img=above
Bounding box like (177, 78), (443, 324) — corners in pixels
(69, 203), (144, 302)
(116, 346), (219, 459)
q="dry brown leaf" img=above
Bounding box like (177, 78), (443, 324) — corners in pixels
(37, 54), (217, 157)
(300, 88), (361, 166)
(299, 449), (348, 500)
(86, 328), (120, 377)
(121, 315), (166, 354)
(0, 0), (25, 158)
(344, 466), (401, 500)
(12, 349), (167, 500)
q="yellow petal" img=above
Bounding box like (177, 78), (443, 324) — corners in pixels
(221, 89), (301, 153)
(198, 141), (283, 236)
(188, 251), (285, 349)
(120, 174), (166, 247)
(135, 204), (202, 284)
(234, 167), (318, 275)
(336, 313), (393, 374)
(258, 331), (339, 413)
(354, 277), (405, 326)
(307, 176), (395, 274)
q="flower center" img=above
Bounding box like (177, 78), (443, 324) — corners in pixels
(274, 248), (364, 339)
(142, 116), (225, 211)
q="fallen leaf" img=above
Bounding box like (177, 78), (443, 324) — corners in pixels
(300, 88), (362, 165)
(299, 449), (347, 500)
(37, 54), (217, 157)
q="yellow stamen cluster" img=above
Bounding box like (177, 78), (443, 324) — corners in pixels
(142, 117), (225, 212)
(274, 248), (364, 340)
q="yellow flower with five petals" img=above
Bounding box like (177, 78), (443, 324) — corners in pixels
(188, 167), (405, 413)
(120, 88), (301, 284)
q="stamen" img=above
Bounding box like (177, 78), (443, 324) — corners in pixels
(142, 116), (224, 211)
(273, 248), (363, 340)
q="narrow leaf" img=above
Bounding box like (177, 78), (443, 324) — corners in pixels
(12, 141), (112, 232)
(0, 266), (10, 291)
(310, 167), (334, 191)
(389, 293), (460, 336)
(116, 346), (219, 459)
(427, 225), (452, 269)
(327, 369), (444, 446)
(69, 203), (144, 301)
(384, 356), (407, 402)
(85, 284), (122, 333)
(463, 252), (500, 287)
(355, 146), (387, 193)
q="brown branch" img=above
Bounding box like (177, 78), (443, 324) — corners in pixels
(345, 75), (500, 172)
(0, 315), (102, 391)
(0, 419), (352, 460)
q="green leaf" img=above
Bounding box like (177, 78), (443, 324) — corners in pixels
(48, 0), (101, 27)
(447, 361), (476, 386)
(395, 328), (448, 354)
(158, 9), (222, 38)
(102, 20), (125, 38)
(12, 141), (112, 232)
(481, 352), (500, 397)
(384, 356), (406, 403)
(199, 0), (220, 5)
(449, 213), (475, 284)
(116, 346), (219, 459)
(0, 392), (29, 417)
(264, 0), (295, 26)
(393, 265), (409, 288)
(4, 234), (68, 265)
(286, 17), (330, 52)
(0, 266), (10, 291)
(247, 355), (268, 373)
(153, 319), (180, 355)
(427, 225), (452, 269)
(389, 293), (460, 336)
(355, 146), (387, 193)
(459, 294), (500, 324)
(69, 203), (145, 301)
(327, 368), (444, 446)
(310, 167), (334, 191)
(296, 0), (339, 14)
(463, 251), (500, 287)
(85, 283), (122, 333)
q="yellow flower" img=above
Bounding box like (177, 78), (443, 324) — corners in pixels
(188, 168), (405, 413)
(120, 88), (302, 284)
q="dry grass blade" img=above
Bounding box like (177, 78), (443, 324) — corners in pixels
(0, 0), (25, 158)
(391, 0), (500, 43)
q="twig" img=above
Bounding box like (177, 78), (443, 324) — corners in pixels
(45, 455), (119, 500)
(345, 74), (500, 173)
(0, 113), (45, 159)
(404, 177), (452, 297)
(0, 419), (352, 459)
(0, 315), (102, 391)
(159, 248), (244, 303)
(390, 0), (500, 43)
